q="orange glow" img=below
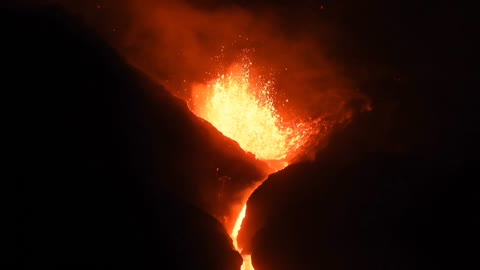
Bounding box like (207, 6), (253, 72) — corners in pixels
(231, 203), (247, 250)
(191, 58), (316, 165)
(231, 203), (255, 270)
(241, 255), (254, 270)
(191, 55), (323, 270)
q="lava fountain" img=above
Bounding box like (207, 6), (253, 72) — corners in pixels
(191, 59), (318, 167)
(189, 56), (321, 269)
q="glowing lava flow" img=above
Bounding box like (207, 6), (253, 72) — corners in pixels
(231, 204), (246, 250)
(231, 204), (254, 270)
(190, 57), (321, 270)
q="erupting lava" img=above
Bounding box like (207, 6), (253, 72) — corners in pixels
(191, 59), (315, 164)
(190, 56), (321, 270)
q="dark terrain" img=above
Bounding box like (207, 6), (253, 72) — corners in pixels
(9, 1), (478, 269)
(239, 1), (478, 269)
(7, 4), (268, 268)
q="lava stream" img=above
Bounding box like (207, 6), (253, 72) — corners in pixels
(190, 57), (320, 270)
(231, 204), (254, 270)
(231, 204), (247, 251)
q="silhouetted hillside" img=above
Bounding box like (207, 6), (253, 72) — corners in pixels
(6, 5), (269, 268)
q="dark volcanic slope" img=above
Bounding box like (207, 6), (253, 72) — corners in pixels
(238, 1), (478, 270)
(242, 145), (477, 270)
(6, 5), (268, 268)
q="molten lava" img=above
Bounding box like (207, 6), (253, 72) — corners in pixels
(231, 203), (254, 270)
(191, 60), (314, 164)
(231, 204), (246, 251)
(190, 56), (322, 270)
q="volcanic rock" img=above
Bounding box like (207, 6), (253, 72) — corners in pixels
(6, 4), (267, 268)
(241, 111), (477, 269)
(238, 1), (477, 269)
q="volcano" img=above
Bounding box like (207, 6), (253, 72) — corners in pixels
(11, 1), (478, 270)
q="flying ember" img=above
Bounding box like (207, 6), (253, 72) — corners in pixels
(191, 59), (313, 163)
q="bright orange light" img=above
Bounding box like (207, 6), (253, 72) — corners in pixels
(231, 203), (255, 270)
(241, 255), (254, 270)
(231, 203), (246, 250)
(191, 59), (315, 164)
(190, 56), (322, 270)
